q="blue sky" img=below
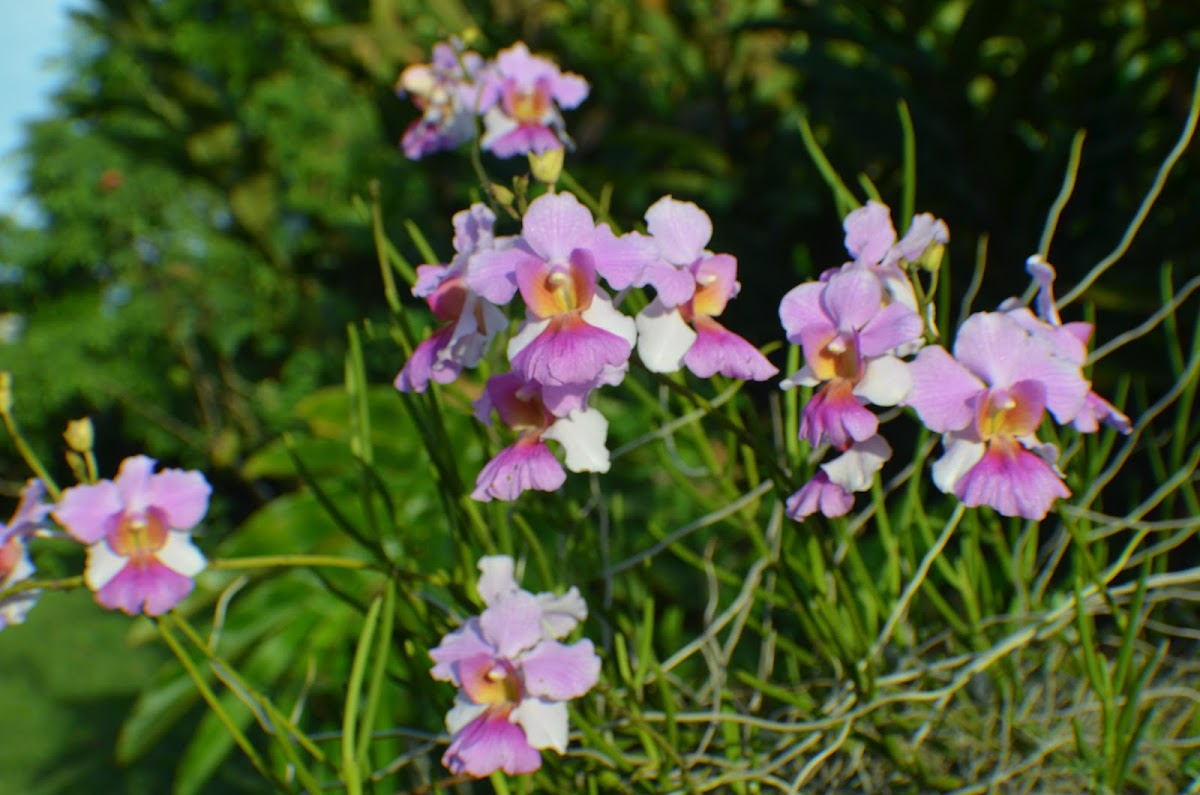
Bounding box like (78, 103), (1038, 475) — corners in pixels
(0, 0), (85, 222)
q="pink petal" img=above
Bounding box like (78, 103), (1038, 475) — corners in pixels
(465, 245), (528, 305)
(644, 195), (712, 265)
(857, 301), (923, 357)
(485, 124), (564, 157)
(684, 318), (778, 381)
(114, 455), (157, 514)
(955, 438), (1070, 520)
(587, 225), (657, 291)
(148, 469), (211, 531)
(471, 440), (566, 502)
(7, 478), (51, 537)
(549, 71), (589, 108)
(886, 212), (948, 266)
(779, 281), (829, 342)
(843, 201), (896, 264)
(95, 559), (196, 616)
(443, 710), (541, 778)
(785, 472), (854, 520)
(822, 269), (883, 332)
(53, 481), (124, 544)
(412, 263), (452, 299)
(638, 260), (697, 308)
(430, 619), (492, 684)
(520, 638), (601, 700)
(452, 203), (496, 255)
(510, 318), (632, 388)
(477, 555), (521, 605)
(521, 192), (596, 264)
(905, 345), (984, 433)
(480, 591), (546, 659)
(394, 325), (459, 393)
(800, 381), (878, 449)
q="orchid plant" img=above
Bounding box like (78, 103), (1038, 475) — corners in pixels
(1, 32), (1197, 795)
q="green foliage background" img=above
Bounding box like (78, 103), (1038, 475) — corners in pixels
(1, 0), (1198, 792)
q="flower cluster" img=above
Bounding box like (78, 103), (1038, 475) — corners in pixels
(779, 201), (943, 520)
(779, 202), (1129, 521)
(430, 555), (600, 777)
(397, 40), (589, 160)
(395, 191), (776, 502)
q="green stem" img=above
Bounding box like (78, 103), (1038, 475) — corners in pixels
(0, 409), (61, 500)
(209, 555), (383, 572)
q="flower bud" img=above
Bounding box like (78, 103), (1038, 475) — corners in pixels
(488, 182), (515, 209)
(914, 241), (945, 274)
(528, 147), (564, 185)
(0, 371), (12, 416)
(64, 417), (95, 452)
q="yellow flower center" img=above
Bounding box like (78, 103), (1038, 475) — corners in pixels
(109, 512), (169, 562)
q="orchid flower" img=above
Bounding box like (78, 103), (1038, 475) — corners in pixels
(472, 372), (611, 502)
(905, 312), (1090, 519)
(478, 42), (589, 158)
(396, 39), (489, 159)
(395, 204), (508, 393)
(0, 479), (51, 629)
(54, 456), (210, 615)
(780, 268), (923, 449)
(635, 196), (778, 380)
(430, 555), (600, 777)
(470, 192), (649, 402)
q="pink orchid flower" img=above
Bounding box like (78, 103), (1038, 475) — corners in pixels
(54, 456), (210, 615)
(635, 196), (778, 380)
(780, 268), (923, 449)
(0, 479), (51, 629)
(478, 42), (589, 157)
(472, 372), (611, 502)
(905, 312), (1090, 519)
(396, 39), (489, 159)
(395, 204), (508, 393)
(470, 192), (650, 398)
(430, 555), (600, 777)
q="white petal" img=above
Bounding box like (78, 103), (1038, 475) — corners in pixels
(536, 587), (587, 638)
(820, 435), (892, 493)
(511, 698), (569, 752)
(543, 409), (610, 473)
(85, 542), (128, 590)
(931, 434), (985, 494)
(779, 364), (819, 390)
(158, 532), (207, 577)
(507, 317), (551, 360)
(2, 550), (34, 589)
(883, 272), (919, 312)
(634, 299), (696, 373)
(480, 107), (518, 150)
(445, 697), (489, 734)
(853, 354), (912, 406)
(581, 290), (637, 347)
(477, 555), (520, 605)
